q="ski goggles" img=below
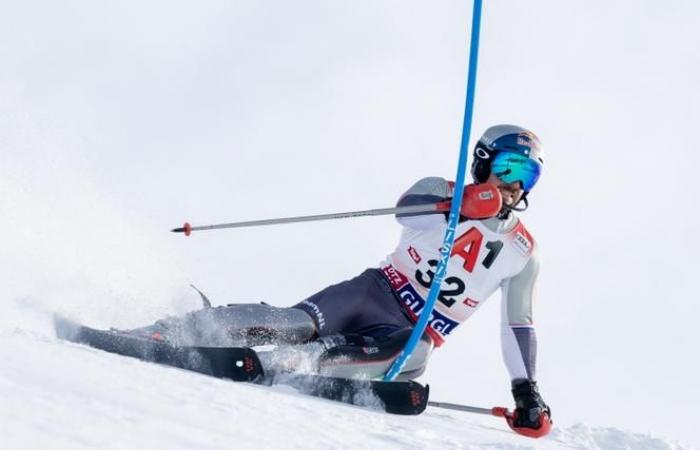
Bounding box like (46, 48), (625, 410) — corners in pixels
(490, 151), (542, 191)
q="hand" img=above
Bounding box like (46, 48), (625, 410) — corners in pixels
(508, 379), (552, 438)
(460, 183), (502, 219)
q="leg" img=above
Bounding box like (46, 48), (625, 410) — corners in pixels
(256, 328), (434, 381)
(126, 303), (317, 347)
(292, 269), (415, 338)
(317, 328), (434, 380)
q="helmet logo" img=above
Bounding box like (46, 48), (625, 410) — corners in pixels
(517, 131), (541, 151)
(517, 135), (531, 146)
(475, 147), (490, 159)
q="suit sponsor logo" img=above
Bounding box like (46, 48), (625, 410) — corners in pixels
(463, 297), (479, 308)
(382, 265), (409, 289)
(408, 246), (422, 264)
(395, 281), (459, 338)
(399, 289), (420, 313)
(300, 300), (326, 330)
(430, 316), (456, 335)
(513, 231), (532, 255)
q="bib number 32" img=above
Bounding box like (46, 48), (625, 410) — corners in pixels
(414, 227), (503, 308)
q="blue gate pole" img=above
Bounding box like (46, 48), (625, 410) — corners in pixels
(384, 0), (484, 381)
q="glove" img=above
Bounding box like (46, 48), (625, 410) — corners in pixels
(509, 379), (552, 438)
(459, 183), (502, 219)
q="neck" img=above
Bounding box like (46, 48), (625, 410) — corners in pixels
(496, 207), (512, 220)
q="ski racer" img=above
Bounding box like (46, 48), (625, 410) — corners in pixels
(127, 124), (551, 435)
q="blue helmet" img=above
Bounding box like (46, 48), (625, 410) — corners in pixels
(471, 124), (544, 194)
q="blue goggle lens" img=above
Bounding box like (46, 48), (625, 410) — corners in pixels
(490, 152), (541, 191)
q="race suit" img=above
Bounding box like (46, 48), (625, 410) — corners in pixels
(293, 176), (540, 381)
(129, 177), (540, 382)
(380, 176), (539, 381)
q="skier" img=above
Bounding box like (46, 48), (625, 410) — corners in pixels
(127, 124), (551, 434)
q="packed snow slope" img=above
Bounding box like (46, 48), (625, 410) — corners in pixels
(0, 312), (688, 450)
(2, 1), (699, 449)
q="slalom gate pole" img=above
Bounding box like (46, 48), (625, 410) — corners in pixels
(383, 0), (483, 381)
(171, 202), (452, 236)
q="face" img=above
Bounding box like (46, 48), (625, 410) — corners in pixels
(486, 173), (524, 207)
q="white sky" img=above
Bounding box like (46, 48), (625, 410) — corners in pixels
(1, 1), (699, 447)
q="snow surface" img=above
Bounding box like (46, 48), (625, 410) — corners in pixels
(0, 311), (690, 450)
(1, 1), (699, 449)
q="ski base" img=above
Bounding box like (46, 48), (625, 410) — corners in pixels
(54, 315), (428, 415)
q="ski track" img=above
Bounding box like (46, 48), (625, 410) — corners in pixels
(0, 327), (691, 450)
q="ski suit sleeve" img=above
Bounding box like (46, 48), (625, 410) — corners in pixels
(395, 177), (450, 230)
(500, 248), (540, 381)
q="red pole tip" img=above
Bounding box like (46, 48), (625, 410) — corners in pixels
(491, 407), (509, 417)
(184, 222), (192, 236)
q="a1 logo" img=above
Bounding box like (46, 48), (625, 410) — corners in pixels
(451, 227), (503, 272)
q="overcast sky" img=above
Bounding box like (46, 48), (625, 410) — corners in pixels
(2, 1), (699, 447)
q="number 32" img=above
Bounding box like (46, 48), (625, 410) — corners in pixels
(414, 227), (503, 308)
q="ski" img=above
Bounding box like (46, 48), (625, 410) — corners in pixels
(54, 315), (263, 381)
(54, 316), (428, 415)
(263, 371), (428, 415)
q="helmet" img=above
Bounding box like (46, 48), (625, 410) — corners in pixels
(470, 124), (544, 194)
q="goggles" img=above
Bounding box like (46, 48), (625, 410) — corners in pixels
(490, 151), (541, 192)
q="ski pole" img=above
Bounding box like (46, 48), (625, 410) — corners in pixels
(171, 202), (451, 236)
(428, 401), (552, 439)
(428, 400), (509, 417)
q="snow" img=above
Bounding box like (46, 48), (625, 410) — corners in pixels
(1, 1), (699, 449)
(0, 313), (690, 450)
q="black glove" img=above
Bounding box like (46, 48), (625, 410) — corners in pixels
(511, 379), (552, 430)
